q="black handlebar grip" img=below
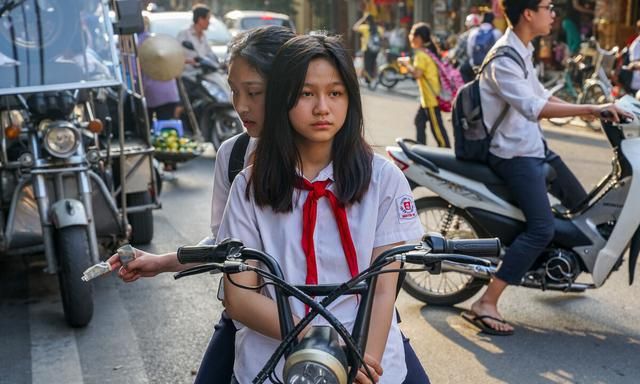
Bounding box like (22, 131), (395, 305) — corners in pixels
(444, 238), (501, 258)
(177, 245), (217, 264)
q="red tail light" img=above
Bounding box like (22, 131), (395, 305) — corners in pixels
(387, 150), (409, 171)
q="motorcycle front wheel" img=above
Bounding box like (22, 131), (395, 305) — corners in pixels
(127, 191), (154, 245)
(56, 226), (93, 327)
(378, 66), (400, 89)
(402, 196), (487, 305)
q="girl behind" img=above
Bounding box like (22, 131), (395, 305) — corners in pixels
(218, 33), (424, 384)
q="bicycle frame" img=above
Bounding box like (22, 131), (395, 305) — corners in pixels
(174, 235), (499, 383)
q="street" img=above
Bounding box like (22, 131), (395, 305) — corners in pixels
(1, 86), (639, 384)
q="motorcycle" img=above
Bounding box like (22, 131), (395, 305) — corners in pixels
(0, 0), (160, 327)
(179, 42), (242, 150)
(385, 95), (640, 305)
(173, 234), (499, 383)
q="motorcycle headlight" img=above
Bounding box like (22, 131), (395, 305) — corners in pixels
(201, 80), (230, 103)
(42, 121), (80, 158)
(284, 327), (347, 384)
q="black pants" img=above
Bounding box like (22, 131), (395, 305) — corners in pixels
(415, 106), (450, 147)
(364, 49), (378, 80)
(196, 312), (430, 384)
(488, 150), (587, 284)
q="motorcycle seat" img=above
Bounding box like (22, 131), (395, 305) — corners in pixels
(408, 144), (556, 205)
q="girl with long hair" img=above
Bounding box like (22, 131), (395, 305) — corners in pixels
(218, 33), (426, 383)
(400, 22), (450, 147)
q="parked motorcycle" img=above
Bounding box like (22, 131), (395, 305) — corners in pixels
(0, 0), (160, 327)
(173, 235), (499, 383)
(386, 95), (640, 305)
(180, 42), (242, 150)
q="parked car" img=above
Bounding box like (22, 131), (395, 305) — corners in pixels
(223, 10), (295, 36)
(145, 11), (231, 60)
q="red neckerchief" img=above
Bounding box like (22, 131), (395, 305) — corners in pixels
(296, 178), (359, 291)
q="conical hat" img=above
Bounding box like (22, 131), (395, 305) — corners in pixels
(139, 34), (185, 81)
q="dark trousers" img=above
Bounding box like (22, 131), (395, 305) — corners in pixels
(364, 49), (378, 80)
(488, 150), (587, 284)
(415, 106), (450, 147)
(196, 313), (430, 384)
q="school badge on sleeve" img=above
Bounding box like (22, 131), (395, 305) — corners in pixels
(396, 195), (417, 222)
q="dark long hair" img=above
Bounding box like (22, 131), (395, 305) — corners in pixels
(410, 22), (438, 56)
(251, 33), (373, 212)
(227, 26), (296, 78)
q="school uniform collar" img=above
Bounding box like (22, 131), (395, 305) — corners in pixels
(504, 28), (534, 62)
(297, 162), (335, 183)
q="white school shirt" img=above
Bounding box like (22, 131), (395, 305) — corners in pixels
(217, 154), (423, 384)
(480, 28), (551, 159)
(208, 133), (258, 242)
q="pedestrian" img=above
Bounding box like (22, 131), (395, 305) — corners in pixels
(139, 16), (182, 122)
(466, 12), (502, 68)
(399, 22), (451, 147)
(453, 13), (481, 82)
(352, 12), (384, 84)
(177, 3), (218, 65)
(218, 32), (425, 383)
(461, 0), (632, 336)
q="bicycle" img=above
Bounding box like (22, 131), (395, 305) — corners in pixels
(174, 234), (499, 383)
(548, 39), (618, 130)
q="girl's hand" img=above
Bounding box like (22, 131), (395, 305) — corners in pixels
(354, 353), (383, 384)
(592, 104), (634, 123)
(106, 248), (169, 283)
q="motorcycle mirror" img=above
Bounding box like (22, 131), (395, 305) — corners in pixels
(182, 41), (195, 51)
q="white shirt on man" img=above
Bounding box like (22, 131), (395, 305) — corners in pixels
(480, 28), (551, 159)
(217, 154), (423, 384)
(630, 34), (640, 91)
(177, 25), (214, 62)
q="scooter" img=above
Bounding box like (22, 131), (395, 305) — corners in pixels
(385, 95), (640, 305)
(180, 42), (242, 150)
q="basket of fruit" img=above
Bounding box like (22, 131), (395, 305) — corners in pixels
(152, 129), (203, 163)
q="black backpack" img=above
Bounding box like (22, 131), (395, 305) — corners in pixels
(452, 46), (528, 162)
(227, 132), (250, 184)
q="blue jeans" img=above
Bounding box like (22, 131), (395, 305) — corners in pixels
(488, 150), (587, 284)
(196, 312), (429, 384)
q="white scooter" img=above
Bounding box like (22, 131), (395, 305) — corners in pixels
(386, 95), (640, 305)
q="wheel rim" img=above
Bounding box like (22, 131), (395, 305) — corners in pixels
(407, 203), (478, 297)
(215, 112), (242, 143)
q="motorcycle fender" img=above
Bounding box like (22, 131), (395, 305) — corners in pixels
(629, 225), (640, 285)
(50, 199), (88, 229)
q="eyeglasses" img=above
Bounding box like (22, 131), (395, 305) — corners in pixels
(537, 4), (555, 12)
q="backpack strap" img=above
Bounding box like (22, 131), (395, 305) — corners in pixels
(479, 46), (529, 136)
(478, 45), (528, 78)
(227, 132), (250, 184)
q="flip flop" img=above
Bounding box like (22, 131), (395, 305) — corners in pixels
(461, 311), (514, 336)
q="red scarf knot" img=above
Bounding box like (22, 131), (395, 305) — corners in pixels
(296, 177), (359, 289)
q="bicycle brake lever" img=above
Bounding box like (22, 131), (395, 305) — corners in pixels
(173, 263), (223, 280)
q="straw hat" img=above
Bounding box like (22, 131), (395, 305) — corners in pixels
(138, 34), (185, 81)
